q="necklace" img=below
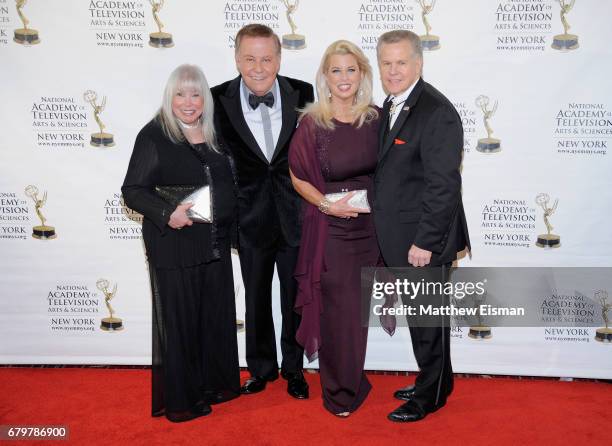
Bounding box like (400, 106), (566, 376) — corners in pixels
(178, 119), (201, 129)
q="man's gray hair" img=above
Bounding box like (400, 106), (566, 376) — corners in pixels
(376, 30), (423, 60)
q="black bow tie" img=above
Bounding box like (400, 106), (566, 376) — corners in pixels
(248, 92), (274, 110)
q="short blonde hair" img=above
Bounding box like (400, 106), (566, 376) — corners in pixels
(302, 40), (378, 129)
(156, 64), (219, 151)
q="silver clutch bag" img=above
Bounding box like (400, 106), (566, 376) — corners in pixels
(325, 189), (370, 212)
(155, 185), (213, 223)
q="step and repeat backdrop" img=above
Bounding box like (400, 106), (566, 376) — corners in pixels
(1, 0), (611, 378)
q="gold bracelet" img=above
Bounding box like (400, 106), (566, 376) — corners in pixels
(318, 198), (331, 214)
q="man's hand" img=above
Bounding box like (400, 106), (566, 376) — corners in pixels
(408, 244), (432, 267)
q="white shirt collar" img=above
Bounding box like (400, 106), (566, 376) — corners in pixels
(390, 77), (420, 107)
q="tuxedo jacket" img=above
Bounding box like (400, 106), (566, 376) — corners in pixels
(373, 78), (470, 267)
(211, 75), (314, 249)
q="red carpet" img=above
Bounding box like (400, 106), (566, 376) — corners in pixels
(0, 369), (609, 445)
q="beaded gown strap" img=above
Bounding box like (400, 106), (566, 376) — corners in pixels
(315, 125), (332, 182)
(222, 143), (240, 249)
(188, 143), (220, 260)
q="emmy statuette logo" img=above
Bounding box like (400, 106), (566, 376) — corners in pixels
(475, 95), (501, 153)
(14, 0), (39, 45)
(595, 290), (611, 343)
(24, 185), (56, 240)
(416, 0), (440, 51)
(535, 193), (561, 248)
(84, 90), (115, 148)
(97, 278), (124, 332)
(280, 0), (305, 50)
(149, 0), (174, 48)
(468, 291), (492, 340)
(552, 0), (578, 51)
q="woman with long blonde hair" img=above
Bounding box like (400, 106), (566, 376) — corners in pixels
(289, 40), (381, 416)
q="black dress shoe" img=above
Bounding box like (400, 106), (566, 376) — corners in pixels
(240, 376), (268, 395)
(387, 400), (427, 423)
(166, 403), (212, 423)
(281, 371), (309, 399)
(394, 384), (416, 401)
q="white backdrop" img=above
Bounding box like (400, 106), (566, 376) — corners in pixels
(1, 0), (611, 379)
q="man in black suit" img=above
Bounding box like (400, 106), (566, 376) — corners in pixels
(211, 24), (314, 399)
(373, 30), (470, 422)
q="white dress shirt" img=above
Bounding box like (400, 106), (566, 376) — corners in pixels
(240, 78), (282, 161)
(388, 78), (419, 129)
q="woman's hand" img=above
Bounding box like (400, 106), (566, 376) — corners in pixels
(168, 203), (194, 230)
(289, 170), (369, 219)
(327, 191), (370, 219)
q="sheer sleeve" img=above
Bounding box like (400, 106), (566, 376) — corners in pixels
(288, 115), (318, 183)
(288, 114), (327, 362)
(121, 125), (174, 233)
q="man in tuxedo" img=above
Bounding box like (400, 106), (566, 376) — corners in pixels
(373, 30), (470, 422)
(211, 24), (314, 399)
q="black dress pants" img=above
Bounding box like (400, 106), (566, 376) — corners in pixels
(239, 239), (304, 378)
(402, 264), (453, 412)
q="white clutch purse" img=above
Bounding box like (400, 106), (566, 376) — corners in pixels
(182, 186), (213, 223)
(324, 189), (370, 212)
(155, 185), (213, 223)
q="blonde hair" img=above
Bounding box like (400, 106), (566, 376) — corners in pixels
(302, 40), (378, 129)
(156, 64), (219, 151)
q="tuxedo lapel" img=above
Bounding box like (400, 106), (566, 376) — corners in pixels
(379, 96), (392, 155)
(379, 78), (424, 162)
(379, 106), (412, 161)
(218, 76), (269, 164)
(271, 76), (299, 162)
